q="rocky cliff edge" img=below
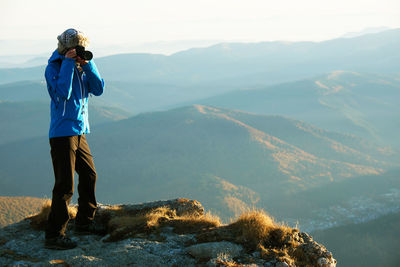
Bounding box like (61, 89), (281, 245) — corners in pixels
(0, 198), (336, 267)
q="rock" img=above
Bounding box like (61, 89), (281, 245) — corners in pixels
(318, 257), (337, 267)
(0, 219), (197, 267)
(186, 241), (243, 259)
(97, 198), (204, 220)
(296, 237), (336, 266)
(207, 256), (259, 267)
(300, 232), (312, 242)
(0, 199), (336, 267)
(276, 262), (289, 267)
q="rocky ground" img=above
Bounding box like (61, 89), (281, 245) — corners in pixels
(0, 199), (336, 267)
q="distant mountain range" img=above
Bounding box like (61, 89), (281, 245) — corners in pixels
(1, 29), (399, 135)
(2, 70), (398, 149)
(0, 79), (132, 144)
(1, 29), (399, 88)
(0, 105), (397, 221)
(188, 71), (400, 148)
(0, 100), (131, 145)
(339, 26), (392, 38)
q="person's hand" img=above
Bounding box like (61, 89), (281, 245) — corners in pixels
(65, 49), (88, 65)
(65, 49), (77, 59)
(76, 57), (88, 66)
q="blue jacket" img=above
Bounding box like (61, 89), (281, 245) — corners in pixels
(45, 50), (104, 138)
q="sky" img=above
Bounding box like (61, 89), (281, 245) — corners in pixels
(0, 0), (399, 56)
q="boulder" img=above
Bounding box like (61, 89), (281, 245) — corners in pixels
(95, 198), (204, 223)
(186, 241), (243, 259)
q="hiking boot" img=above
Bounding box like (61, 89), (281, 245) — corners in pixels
(74, 221), (107, 235)
(45, 235), (77, 250)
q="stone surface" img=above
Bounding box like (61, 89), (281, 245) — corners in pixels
(186, 241), (243, 259)
(295, 232), (337, 267)
(97, 198), (204, 219)
(0, 220), (196, 267)
(0, 199), (336, 267)
(276, 262), (289, 267)
(207, 256), (259, 267)
(318, 256), (337, 267)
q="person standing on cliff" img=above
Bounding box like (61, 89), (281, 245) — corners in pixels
(44, 28), (105, 250)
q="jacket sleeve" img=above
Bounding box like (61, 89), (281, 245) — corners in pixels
(82, 60), (104, 96)
(45, 58), (75, 101)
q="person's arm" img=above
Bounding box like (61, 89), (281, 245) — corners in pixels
(45, 51), (76, 101)
(82, 60), (104, 96)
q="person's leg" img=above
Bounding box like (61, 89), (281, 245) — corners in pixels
(46, 135), (78, 239)
(75, 134), (97, 225)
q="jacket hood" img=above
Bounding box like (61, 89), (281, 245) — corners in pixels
(48, 49), (65, 64)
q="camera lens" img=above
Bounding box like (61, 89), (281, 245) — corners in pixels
(83, 51), (93, 60)
(75, 46), (93, 60)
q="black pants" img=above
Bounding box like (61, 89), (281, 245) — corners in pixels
(45, 134), (97, 238)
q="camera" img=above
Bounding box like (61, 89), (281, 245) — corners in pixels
(75, 45), (93, 61)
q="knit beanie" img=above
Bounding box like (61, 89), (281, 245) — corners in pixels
(57, 28), (90, 55)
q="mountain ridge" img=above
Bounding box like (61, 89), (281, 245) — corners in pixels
(190, 71), (400, 147)
(0, 105), (396, 221)
(0, 100), (132, 145)
(190, 105), (385, 182)
(1, 29), (399, 86)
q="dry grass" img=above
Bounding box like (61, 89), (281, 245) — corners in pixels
(28, 200), (77, 230)
(106, 207), (175, 241)
(214, 253), (249, 267)
(102, 207), (327, 266)
(168, 211), (221, 234)
(259, 245), (295, 266)
(105, 207), (221, 242)
(26, 201), (220, 242)
(229, 209), (293, 249)
(223, 209), (300, 266)
(194, 209), (301, 266)
(109, 206), (175, 229)
(24, 201), (329, 266)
